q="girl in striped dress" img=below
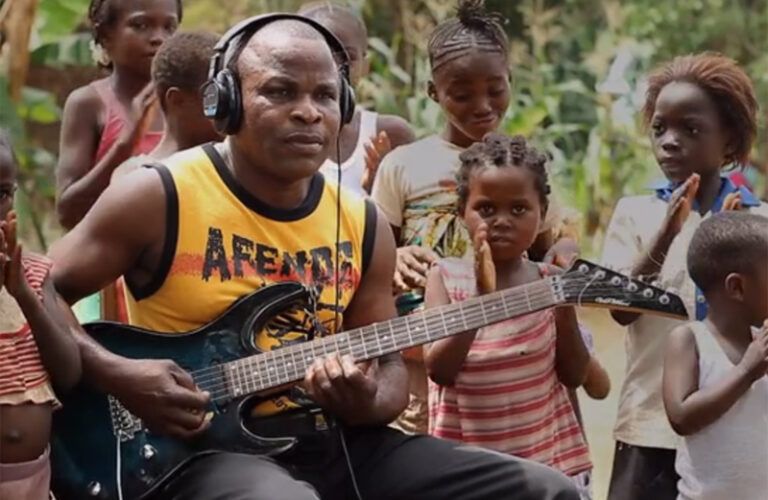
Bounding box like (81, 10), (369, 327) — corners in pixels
(0, 134), (82, 499)
(424, 133), (593, 496)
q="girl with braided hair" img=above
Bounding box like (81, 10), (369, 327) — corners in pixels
(424, 133), (593, 498)
(54, 0), (180, 323)
(372, 0), (573, 435)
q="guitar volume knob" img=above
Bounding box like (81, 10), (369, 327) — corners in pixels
(141, 444), (157, 460)
(87, 481), (102, 497)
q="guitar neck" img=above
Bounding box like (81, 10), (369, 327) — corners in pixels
(217, 276), (562, 400)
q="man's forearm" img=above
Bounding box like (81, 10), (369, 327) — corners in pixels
(75, 328), (128, 394)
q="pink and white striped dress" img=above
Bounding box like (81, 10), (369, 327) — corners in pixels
(428, 258), (591, 477)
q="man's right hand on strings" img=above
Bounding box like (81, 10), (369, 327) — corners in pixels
(107, 358), (211, 439)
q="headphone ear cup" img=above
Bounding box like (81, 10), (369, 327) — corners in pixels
(219, 70), (242, 135)
(202, 76), (228, 134)
(339, 79), (355, 125)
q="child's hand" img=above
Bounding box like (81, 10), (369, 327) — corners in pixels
(121, 83), (158, 150)
(393, 246), (437, 292)
(361, 131), (392, 194)
(474, 222), (496, 294)
(722, 191), (742, 211)
(739, 321), (768, 382)
(0, 212), (32, 301)
(663, 174), (700, 236)
(543, 237), (579, 269)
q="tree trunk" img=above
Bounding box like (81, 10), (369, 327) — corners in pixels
(3, 0), (38, 102)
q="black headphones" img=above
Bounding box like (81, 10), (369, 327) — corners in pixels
(202, 13), (356, 136)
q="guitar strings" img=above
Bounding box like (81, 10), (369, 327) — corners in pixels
(191, 278), (674, 399)
(187, 280), (555, 382)
(193, 285), (557, 397)
(190, 282), (555, 386)
(192, 279), (670, 400)
(192, 286), (559, 397)
(192, 279), (663, 398)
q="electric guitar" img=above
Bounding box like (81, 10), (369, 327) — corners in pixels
(51, 260), (686, 499)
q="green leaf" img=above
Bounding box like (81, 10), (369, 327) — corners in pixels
(504, 104), (549, 136)
(368, 37), (394, 60)
(16, 87), (62, 124)
(36, 0), (89, 46)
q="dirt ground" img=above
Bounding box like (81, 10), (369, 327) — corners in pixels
(578, 308), (629, 500)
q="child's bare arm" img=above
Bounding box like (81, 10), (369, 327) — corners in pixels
(56, 84), (156, 229)
(16, 276), (82, 391)
(423, 266), (478, 386)
(663, 324), (766, 436)
(582, 357), (611, 399)
(1, 216), (81, 390)
(548, 266), (590, 388)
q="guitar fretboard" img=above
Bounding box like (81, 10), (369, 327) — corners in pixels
(204, 276), (562, 401)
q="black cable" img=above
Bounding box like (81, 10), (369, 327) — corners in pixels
(333, 118), (363, 500)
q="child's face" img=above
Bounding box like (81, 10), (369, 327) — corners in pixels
(650, 81), (731, 184)
(323, 16), (368, 88)
(430, 51), (510, 147)
(102, 0), (179, 78)
(0, 152), (16, 221)
(462, 166), (543, 262)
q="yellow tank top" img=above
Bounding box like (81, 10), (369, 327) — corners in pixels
(125, 144), (375, 415)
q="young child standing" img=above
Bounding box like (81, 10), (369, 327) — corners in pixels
(372, 0), (572, 434)
(601, 52), (768, 500)
(112, 31), (222, 180)
(56, 0), (182, 229)
(55, 0), (181, 322)
(424, 133), (592, 496)
(0, 133), (82, 500)
(298, 2), (415, 196)
(663, 212), (768, 500)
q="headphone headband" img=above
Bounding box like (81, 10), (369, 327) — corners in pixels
(207, 13), (351, 82)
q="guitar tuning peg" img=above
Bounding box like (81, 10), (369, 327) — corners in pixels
(610, 276), (622, 286)
(642, 288), (654, 299)
(578, 264), (590, 274)
(659, 294), (671, 305)
(594, 270), (606, 279)
(651, 280), (661, 288)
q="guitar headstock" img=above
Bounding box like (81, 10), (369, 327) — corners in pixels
(558, 259), (688, 319)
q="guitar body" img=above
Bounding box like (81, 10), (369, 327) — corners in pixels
(52, 282), (311, 500)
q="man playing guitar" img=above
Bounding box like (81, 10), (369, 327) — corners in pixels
(50, 14), (578, 499)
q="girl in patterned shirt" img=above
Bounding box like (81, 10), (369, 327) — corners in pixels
(0, 133), (82, 499)
(424, 133), (592, 497)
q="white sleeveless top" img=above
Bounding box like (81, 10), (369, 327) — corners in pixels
(320, 109), (378, 197)
(675, 322), (768, 500)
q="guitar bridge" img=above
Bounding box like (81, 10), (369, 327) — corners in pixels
(108, 395), (143, 442)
